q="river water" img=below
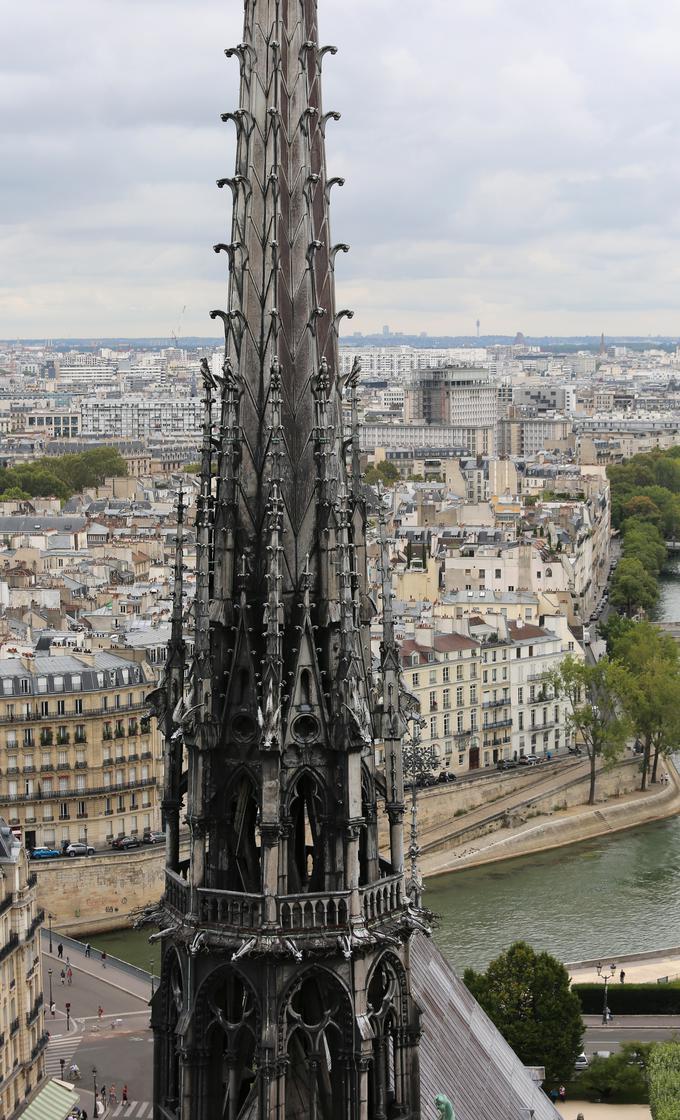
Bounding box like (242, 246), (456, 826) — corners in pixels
(94, 563), (680, 975)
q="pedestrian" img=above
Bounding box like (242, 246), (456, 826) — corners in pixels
(97, 1005), (103, 1019)
(549, 1088), (558, 1104)
(57, 943), (64, 959)
(558, 1085), (566, 1102)
(50, 1001), (56, 1017)
(109, 1085), (117, 1106)
(101, 950), (107, 968)
(122, 1085), (128, 1106)
(60, 969), (66, 985)
(66, 956), (70, 966)
(85, 943), (91, 958)
(66, 967), (73, 985)
(620, 969), (626, 984)
(100, 1087), (106, 1107)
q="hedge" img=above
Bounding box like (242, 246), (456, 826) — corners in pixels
(573, 982), (680, 1016)
(649, 1042), (680, 1120)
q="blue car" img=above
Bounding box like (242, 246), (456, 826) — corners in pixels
(29, 847), (61, 860)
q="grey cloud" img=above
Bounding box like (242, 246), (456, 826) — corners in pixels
(3, 0), (680, 336)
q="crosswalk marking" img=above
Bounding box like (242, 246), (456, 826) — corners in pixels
(45, 1032), (83, 1077)
(110, 1103), (151, 1118)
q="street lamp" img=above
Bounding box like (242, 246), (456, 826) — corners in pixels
(596, 960), (617, 1025)
(92, 1066), (98, 1115)
(150, 956), (155, 998)
(48, 968), (53, 1009)
(65, 1001), (71, 1032)
(48, 912), (54, 954)
(402, 718), (439, 907)
(84, 826), (88, 852)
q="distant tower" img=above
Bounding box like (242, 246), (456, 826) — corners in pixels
(599, 331), (606, 357)
(151, 3), (422, 1118)
(476, 319), (480, 339)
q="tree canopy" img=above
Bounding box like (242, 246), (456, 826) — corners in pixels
(577, 1043), (652, 1103)
(0, 448), (127, 503)
(463, 941), (584, 1083)
(610, 557), (659, 616)
(364, 460), (400, 487)
(649, 1041), (680, 1120)
(549, 655), (631, 805)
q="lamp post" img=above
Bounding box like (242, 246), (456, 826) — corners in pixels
(596, 960), (617, 1025)
(59, 1057), (65, 1081)
(48, 968), (53, 1008)
(92, 1066), (98, 1115)
(402, 718), (439, 907)
(48, 912), (54, 954)
(150, 956), (155, 998)
(65, 1001), (71, 1032)
(84, 825), (88, 853)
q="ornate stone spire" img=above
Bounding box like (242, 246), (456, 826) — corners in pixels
(153, 6), (422, 1117)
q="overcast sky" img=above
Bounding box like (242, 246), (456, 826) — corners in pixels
(3, 0), (680, 339)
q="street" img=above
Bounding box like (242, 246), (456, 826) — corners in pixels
(43, 942), (154, 1114)
(583, 1014), (680, 1054)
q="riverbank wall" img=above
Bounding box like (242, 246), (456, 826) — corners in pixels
(422, 760), (680, 878)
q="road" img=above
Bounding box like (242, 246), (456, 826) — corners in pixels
(43, 942), (154, 1115)
(583, 1015), (680, 1054)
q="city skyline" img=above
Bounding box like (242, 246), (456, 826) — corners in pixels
(3, 1), (680, 338)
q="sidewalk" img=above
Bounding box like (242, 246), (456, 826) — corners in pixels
(570, 953), (680, 985)
(43, 935), (152, 1004)
(558, 1106), (650, 1120)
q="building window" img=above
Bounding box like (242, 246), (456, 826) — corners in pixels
(117, 795), (125, 813)
(59, 802), (69, 820)
(430, 716), (438, 738)
(443, 714), (451, 736)
(442, 667), (450, 683)
(412, 672), (419, 687)
(470, 685), (477, 704)
(518, 687), (523, 704)
(429, 691), (437, 711)
(74, 698), (83, 715)
(71, 675), (81, 690)
(20, 678), (30, 694)
(442, 689), (450, 709)
(57, 700), (65, 715)
(456, 665), (464, 681)
(518, 712), (524, 730)
(53, 676), (64, 692)
(37, 677), (47, 694)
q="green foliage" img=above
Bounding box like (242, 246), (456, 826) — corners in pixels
(462, 941), (583, 1083)
(608, 448), (680, 537)
(610, 557), (659, 616)
(622, 518), (667, 577)
(0, 448), (127, 504)
(549, 654), (631, 804)
(364, 460), (400, 486)
(576, 1043), (652, 1103)
(573, 983), (680, 1016)
(649, 1042), (680, 1119)
(0, 487), (32, 502)
(183, 462), (201, 474)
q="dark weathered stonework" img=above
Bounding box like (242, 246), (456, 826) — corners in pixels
(151, 3), (422, 1118)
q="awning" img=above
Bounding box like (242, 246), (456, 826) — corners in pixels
(18, 1078), (80, 1120)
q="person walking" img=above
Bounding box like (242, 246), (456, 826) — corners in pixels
(108, 1085), (117, 1106)
(50, 1001), (56, 1017)
(60, 968), (66, 985)
(122, 1085), (129, 1106)
(66, 967), (73, 985)
(558, 1085), (566, 1102)
(57, 943), (63, 960)
(620, 969), (626, 983)
(85, 943), (91, 959)
(101, 950), (107, 969)
(100, 1087), (106, 1108)
(97, 1005), (104, 1019)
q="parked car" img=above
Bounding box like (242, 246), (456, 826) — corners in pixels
(142, 831), (166, 844)
(111, 835), (140, 850)
(496, 759), (517, 771)
(437, 771), (457, 784)
(64, 842), (95, 857)
(29, 846), (61, 860)
(574, 1052), (589, 1070)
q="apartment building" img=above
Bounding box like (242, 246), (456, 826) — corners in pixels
(0, 653), (162, 851)
(81, 397), (203, 440)
(400, 630), (483, 774)
(0, 821), (46, 1118)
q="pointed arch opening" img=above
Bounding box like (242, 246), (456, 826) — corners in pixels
(283, 970), (354, 1120)
(367, 955), (410, 1120)
(209, 770), (261, 892)
(202, 969), (259, 1120)
(287, 770), (325, 893)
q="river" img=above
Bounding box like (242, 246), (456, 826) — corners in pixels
(91, 562), (680, 976)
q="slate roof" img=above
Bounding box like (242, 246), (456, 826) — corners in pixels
(411, 933), (561, 1120)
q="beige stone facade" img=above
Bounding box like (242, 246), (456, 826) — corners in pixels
(0, 821), (46, 1118)
(0, 652), (162, 851)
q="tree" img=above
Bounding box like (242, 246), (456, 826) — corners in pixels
(549, 655), (631, 805)
(610, 557), (658, 616)
(577, 1043), (652, 1103)
(462, 942), (583, 1083)
(364, 460), (400, 487)
(649, 1041), (680, 1120)
(611, 621), (680, 790)
(623, 495), (662, 526)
